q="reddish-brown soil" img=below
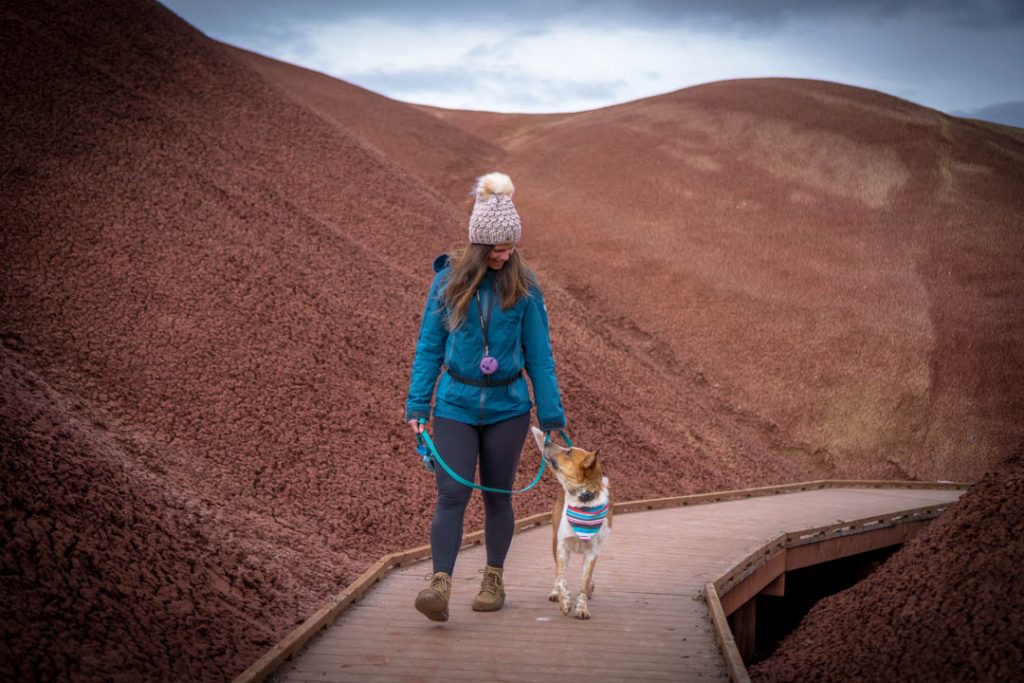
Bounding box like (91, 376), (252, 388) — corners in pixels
(2, 347), (300, 680)
(2, 0), (1022, 681)
(750, 446), (1024, 682)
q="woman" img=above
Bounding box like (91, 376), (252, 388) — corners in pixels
(405, 172), (566, 622)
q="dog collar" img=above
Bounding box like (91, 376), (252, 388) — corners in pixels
(566, 502), (608, 541)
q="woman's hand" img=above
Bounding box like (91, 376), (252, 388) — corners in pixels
(408, 419), (425, 435)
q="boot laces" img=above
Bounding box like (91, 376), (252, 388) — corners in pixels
(480, 568), (501, 595)
(430, 573), (451, 594)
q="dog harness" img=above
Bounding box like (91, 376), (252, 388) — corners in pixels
(566, 502), (609, 541)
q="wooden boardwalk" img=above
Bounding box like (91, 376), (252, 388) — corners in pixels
(267, 486), (963, 683)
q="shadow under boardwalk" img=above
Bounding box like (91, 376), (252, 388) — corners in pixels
(270, 486), (963, 682)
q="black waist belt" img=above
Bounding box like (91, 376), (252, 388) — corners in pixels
(445, 367), (523, 388)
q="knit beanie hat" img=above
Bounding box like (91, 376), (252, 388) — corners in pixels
(468, 172), (521, 245)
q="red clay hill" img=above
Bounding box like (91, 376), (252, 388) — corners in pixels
(2, 0), (1021, 680)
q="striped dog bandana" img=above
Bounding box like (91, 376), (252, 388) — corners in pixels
(566, 502), (609, 541)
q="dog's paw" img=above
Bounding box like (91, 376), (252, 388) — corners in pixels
(551, 579), (567, 603)
(573, 596), (591, 620)
(558, 591), (575, 616)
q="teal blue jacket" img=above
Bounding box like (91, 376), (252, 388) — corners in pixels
(405, 255), (566, 431)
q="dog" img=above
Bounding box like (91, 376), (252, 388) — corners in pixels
(531, 427), (612, 620)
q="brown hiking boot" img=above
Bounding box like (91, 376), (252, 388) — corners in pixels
(415, 571), (452, 622)
(472, 565), (505, 612)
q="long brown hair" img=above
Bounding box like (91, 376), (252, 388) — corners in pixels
(442, 244), (537, 330)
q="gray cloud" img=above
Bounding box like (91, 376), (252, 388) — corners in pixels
(162, 0), (1024, 38)
(953, 101), (1024, 127)
(610, 0), (1024, 27)
(349, 66), (627, 112)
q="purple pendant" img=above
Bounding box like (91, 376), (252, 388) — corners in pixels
(480, 356), (499, 375)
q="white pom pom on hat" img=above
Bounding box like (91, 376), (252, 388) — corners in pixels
(474, 172), (515, 201)
(468, 171), (522, 245)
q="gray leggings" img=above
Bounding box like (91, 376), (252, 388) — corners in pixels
(430, 412), (531, 575)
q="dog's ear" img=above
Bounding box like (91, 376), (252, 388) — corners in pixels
(579, 449), (597, 469)
(530, 426), (547, 454)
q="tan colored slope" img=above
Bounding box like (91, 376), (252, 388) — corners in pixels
(432, 79), (1024, 481)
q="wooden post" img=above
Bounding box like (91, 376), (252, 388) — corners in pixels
(730, 599), (757, 662)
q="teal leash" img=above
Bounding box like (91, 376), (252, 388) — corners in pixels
(416, 418), (572, 494)
(544, 430), (573, 448)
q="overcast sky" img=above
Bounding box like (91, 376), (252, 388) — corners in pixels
(161, 1), (1024, 125)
